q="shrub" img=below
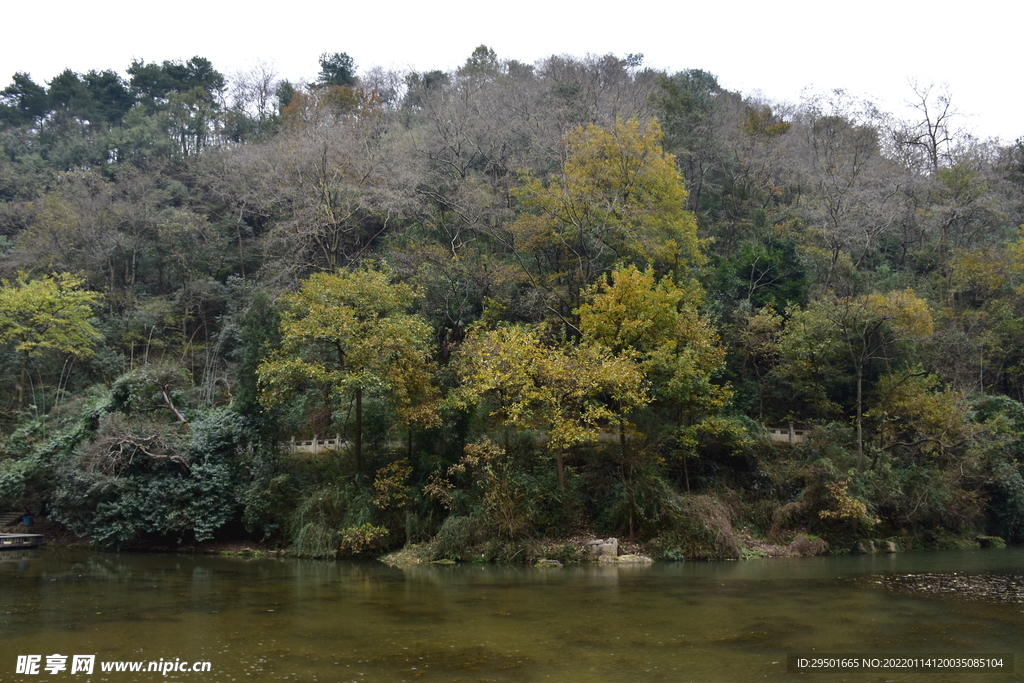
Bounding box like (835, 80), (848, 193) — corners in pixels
(432, 514), (481, 560)
(649, 494), (740, 560)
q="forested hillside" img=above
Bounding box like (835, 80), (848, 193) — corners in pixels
(2, 47), (1023, 559)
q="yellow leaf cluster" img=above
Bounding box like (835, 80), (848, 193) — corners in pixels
(0, 272), (102, 358)
(510, 119), (704, 308)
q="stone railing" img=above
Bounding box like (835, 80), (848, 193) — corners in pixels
(766, 424), (807, 445)
(285, 435), (346, 454)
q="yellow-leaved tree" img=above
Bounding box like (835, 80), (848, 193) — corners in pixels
(256, 266), (437, 469)
(511, 119), (704, 321)
(452, 324), (646, 492)
(0, 272), (102, 412)
(577, 264), (731, 492)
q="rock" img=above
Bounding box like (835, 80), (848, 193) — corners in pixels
(586, 537), (619, 559)
(535, 558), (563, 568)
(855, 540), (876, 555)
(977, 535), (1006, 549)
(786, 534), (829, 556)
(884, 541), (898, 553)
(598, 554), (653, 564)
(616, 554), (653, 564)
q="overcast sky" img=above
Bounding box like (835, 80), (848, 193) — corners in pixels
(3, 0), (1020, 143)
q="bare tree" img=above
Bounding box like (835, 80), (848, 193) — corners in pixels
(793, 90), (905, 292)
(229, 60), (279, 136)
(891, 81), (964, 174)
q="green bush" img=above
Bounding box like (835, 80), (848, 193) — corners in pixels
(649, 494), (741, 560)
(432, 514), (481, 560)
(989, 462), (1024, 541)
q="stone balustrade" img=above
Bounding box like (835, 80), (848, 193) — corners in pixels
(766, 424), (807, 445)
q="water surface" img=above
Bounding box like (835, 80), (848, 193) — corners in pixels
(3, 547), (1023, 682)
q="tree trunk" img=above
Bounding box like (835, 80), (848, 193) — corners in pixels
(556, 449), (565, 492)
(856, 369), (864, 470)
(683, 454), (690, 494)
(17, 359), (27, 412)
(354, 387), (363, 471)
(161, 387), (190, 432)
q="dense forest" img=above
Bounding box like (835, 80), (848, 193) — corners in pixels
(2, 47), (1024, 561)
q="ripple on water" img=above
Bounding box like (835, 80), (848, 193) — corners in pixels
(357, 645), (532, 680)
(875, 571), (1024, 604)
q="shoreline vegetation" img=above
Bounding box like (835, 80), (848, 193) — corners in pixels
(18, 512), (1006, 565)
(3, 49), (1024, 565)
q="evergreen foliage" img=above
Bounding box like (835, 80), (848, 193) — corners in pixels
(1, 48), (1022, 555)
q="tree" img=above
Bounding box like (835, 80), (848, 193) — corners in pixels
(891, 81), (963, 174)
(43, 68), (132, 126)
(128, 57), (225, 106)
(511, 118), (704, 319)
(247, 97), (402, 274)
(795, 91), (903, 292)
(926, 164), (1005, 299)
(458, 46), (499, 79)
(233, 289), (282, 421)
(317, 53), (356, 88)
(735, 304), (786, 420)
(0, 272), (101, 411)
(50, 386), (245, 546)
(777, 290), (934, 465)
(0, 72), (49, 126)
(228, 60), (280, 138)
(867, 370), (976, 467)
(127, 57), (227, 157)
(47, 70), (90, 119)
(577, 264), (730, 490)
(652, 69), (724, 213)
(82, 69), (134, 124)
(453, 324), (645, 491)
(256, 267), (435, 469)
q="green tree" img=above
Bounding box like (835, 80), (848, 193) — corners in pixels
(128, 57), (225, 106)
(256, 267), (435, 469)
(652, 69), (723, 213)
(777, 290), (934, 465)
(458, 45), (500, 79)
(47, 70), (90, 120)
(127, 57), (226, 157)
(82, 69), (134, 124)
(317, 53), (356, 88)
(0, 72), (49, 126)
(233, 289), (282, 422)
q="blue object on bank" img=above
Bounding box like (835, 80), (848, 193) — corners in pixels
(22, 515), (32, 526)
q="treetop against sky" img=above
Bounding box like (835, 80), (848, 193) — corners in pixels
(1, 0), (1020, 143)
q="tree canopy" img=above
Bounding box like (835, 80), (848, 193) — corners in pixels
(2, 48), (1024, 556)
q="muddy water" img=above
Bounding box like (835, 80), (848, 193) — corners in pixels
(2, 547), (1024, 682)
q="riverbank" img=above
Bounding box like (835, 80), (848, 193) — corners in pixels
(23, 511), (1007, 564)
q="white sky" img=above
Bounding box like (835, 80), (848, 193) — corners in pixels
(2, 0), (1020, 144)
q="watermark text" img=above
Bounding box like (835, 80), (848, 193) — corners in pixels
(16, 655), (211, 676)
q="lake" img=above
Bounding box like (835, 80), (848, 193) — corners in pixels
(2, 547), (1023, 682)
